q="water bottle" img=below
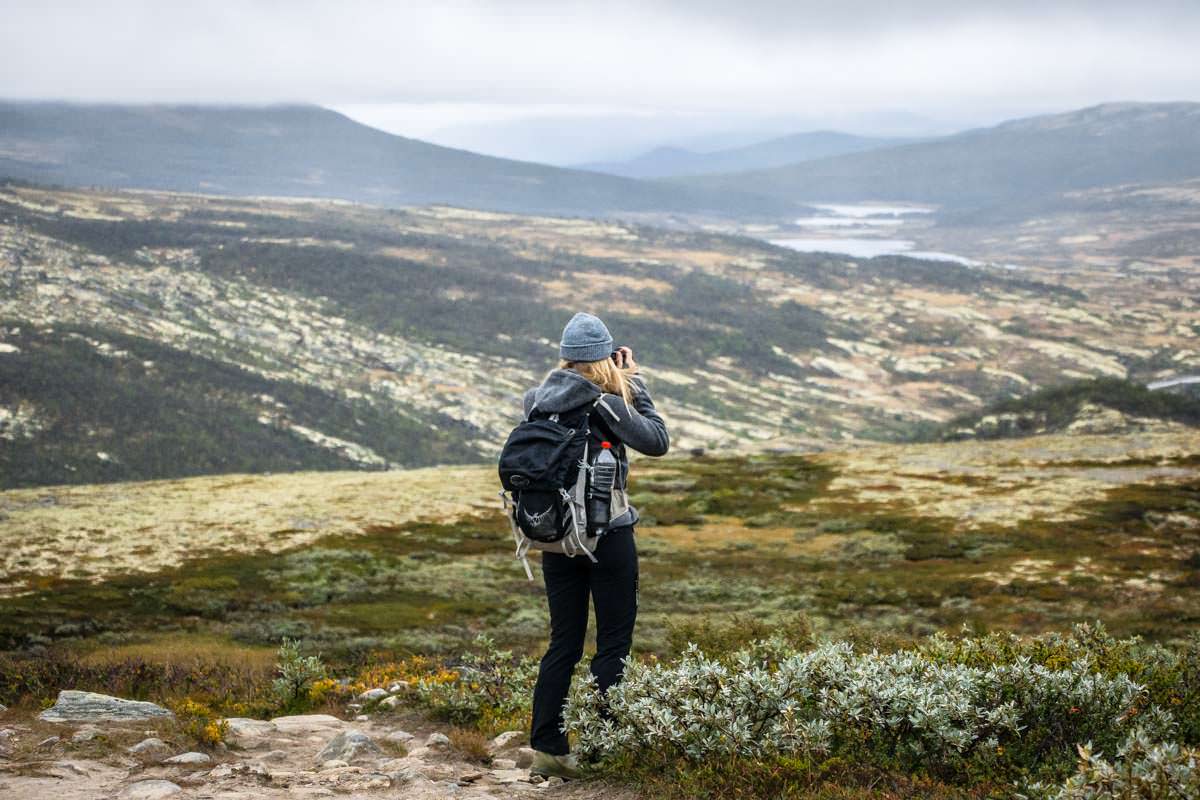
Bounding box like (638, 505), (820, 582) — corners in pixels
(587, 441), (618, 534)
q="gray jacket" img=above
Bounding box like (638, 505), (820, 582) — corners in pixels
(522, 368), (670, 526)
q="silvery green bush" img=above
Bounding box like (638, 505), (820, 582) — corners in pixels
(1032, 730), (1199, 799)
(563, 640), (1174, 782)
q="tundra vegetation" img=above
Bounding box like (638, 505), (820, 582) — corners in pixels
(1, 434), (1198, 797)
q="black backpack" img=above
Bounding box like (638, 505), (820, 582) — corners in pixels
(498, 400), (603, 578)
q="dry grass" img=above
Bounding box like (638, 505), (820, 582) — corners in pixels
(447, 727), (491, 764)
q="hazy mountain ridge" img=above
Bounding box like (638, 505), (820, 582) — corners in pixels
(0, 101), (796, 218)
(676, 102), (1200, 218)
(575, 130), (916, 178)
(3, 183), (1198, 487)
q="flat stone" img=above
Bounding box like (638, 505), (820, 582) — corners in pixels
(163, 751), (211, 765)
(37, 735), (61, 749)
(119, 779), (182, 799)
(383, 730), (414, 745)
(494, 767), (531, 785)
(39, 690), (173, 723)
(259, 749), (289, 762)
(270, 714), (344, 734)
(315, 729), (382, 764)
(489, 730), (524, 751)
(320, 759), (349, 770)
(493, 758), (517, 769)
(515, 746), (536, 768)
(358, 688), (388, 702)
(459, 771), (484, 783)
(225, 717), (276, 734)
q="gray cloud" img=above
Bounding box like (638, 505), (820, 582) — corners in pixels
(3, 0), (1198, 156)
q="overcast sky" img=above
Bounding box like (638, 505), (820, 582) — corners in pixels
(4, 1), (1199, 162)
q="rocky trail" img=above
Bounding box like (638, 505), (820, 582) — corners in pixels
(0, 692), (626, 800)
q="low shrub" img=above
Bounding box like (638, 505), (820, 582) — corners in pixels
(410, 635), (537, 734)
(271, 638), (328, 713)
(564, 640), (1173, 788)
(1047, 731), (1199, 799)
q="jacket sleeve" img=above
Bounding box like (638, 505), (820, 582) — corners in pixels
(521, 388), (536, 420)
(599, 374), (670, 457)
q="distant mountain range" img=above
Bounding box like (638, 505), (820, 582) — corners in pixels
(2, 100), (1197, 224)
(0, 102), (795, 218)
(676, 102), (1200, 218)
(576, 131), (916, 178)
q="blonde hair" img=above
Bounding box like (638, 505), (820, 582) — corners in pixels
(559, 356), (634, 405)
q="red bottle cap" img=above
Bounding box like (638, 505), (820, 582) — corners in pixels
(601, 441), (612, 449)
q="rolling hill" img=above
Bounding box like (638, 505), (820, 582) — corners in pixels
(0, 102), (795, 218)
(677, 102), (1200, 218)
(577, 130), (914, 178)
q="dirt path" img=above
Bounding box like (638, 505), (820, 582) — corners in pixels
(0, 708), (632, 800)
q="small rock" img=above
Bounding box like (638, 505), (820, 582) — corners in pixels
(489, 729), (524, 751)
(459, 771), (484, 783)
(163, 751), (211, 765)
(425, 732), (450, 748)
(119, 779), (182, 799)
(492, 758), (517, 769)
(547, 776), (564, 787)
(529, 773), (545, 784)
(128, 737), (171, 759)
(515, 746), (536, 768)
(358, 688), (388, 703)
(0, 703), (6, 714)
(0, 729), (16, 757)
(40, 690), (173, 723)
(495, 768), (531, 785)
(345, 703), (363, 713)
(386, 681), (409, 693)
(379, 695), (401, 710)
(354, 714), (369, 722)
(320, 759), (349, 770)
(71, 726), (102, 743)
(383, 730), (414, 745)
(37, 735), (61, 749)
(315, 730), (382, 764)
(268, 769), (295, 786)
(259, 749), (289, 762)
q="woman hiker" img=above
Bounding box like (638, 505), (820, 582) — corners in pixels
(522, 312), (670, 779)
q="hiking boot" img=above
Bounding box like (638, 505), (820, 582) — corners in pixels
(529, 750), (583, 780)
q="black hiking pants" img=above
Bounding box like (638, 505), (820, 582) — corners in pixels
(530, 525), (638, 755)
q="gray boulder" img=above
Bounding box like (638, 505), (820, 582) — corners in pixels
(163, 751), (211, 765)
(315, 729), (382, 764)
(358, 687), (388, 703)
(128, 737), (171, 759)
(39, 691), (173, 723)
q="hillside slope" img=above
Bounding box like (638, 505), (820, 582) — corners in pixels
(678, 102), (1200, 217)
(576, 130), (914, 178)
(0, 102), (794, 218)
(2, 183), (1197, 488)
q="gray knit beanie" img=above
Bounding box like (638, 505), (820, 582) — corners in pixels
(559, 312), (614, 363)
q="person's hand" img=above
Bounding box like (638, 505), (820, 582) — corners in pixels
(615, 346), (638, 372)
